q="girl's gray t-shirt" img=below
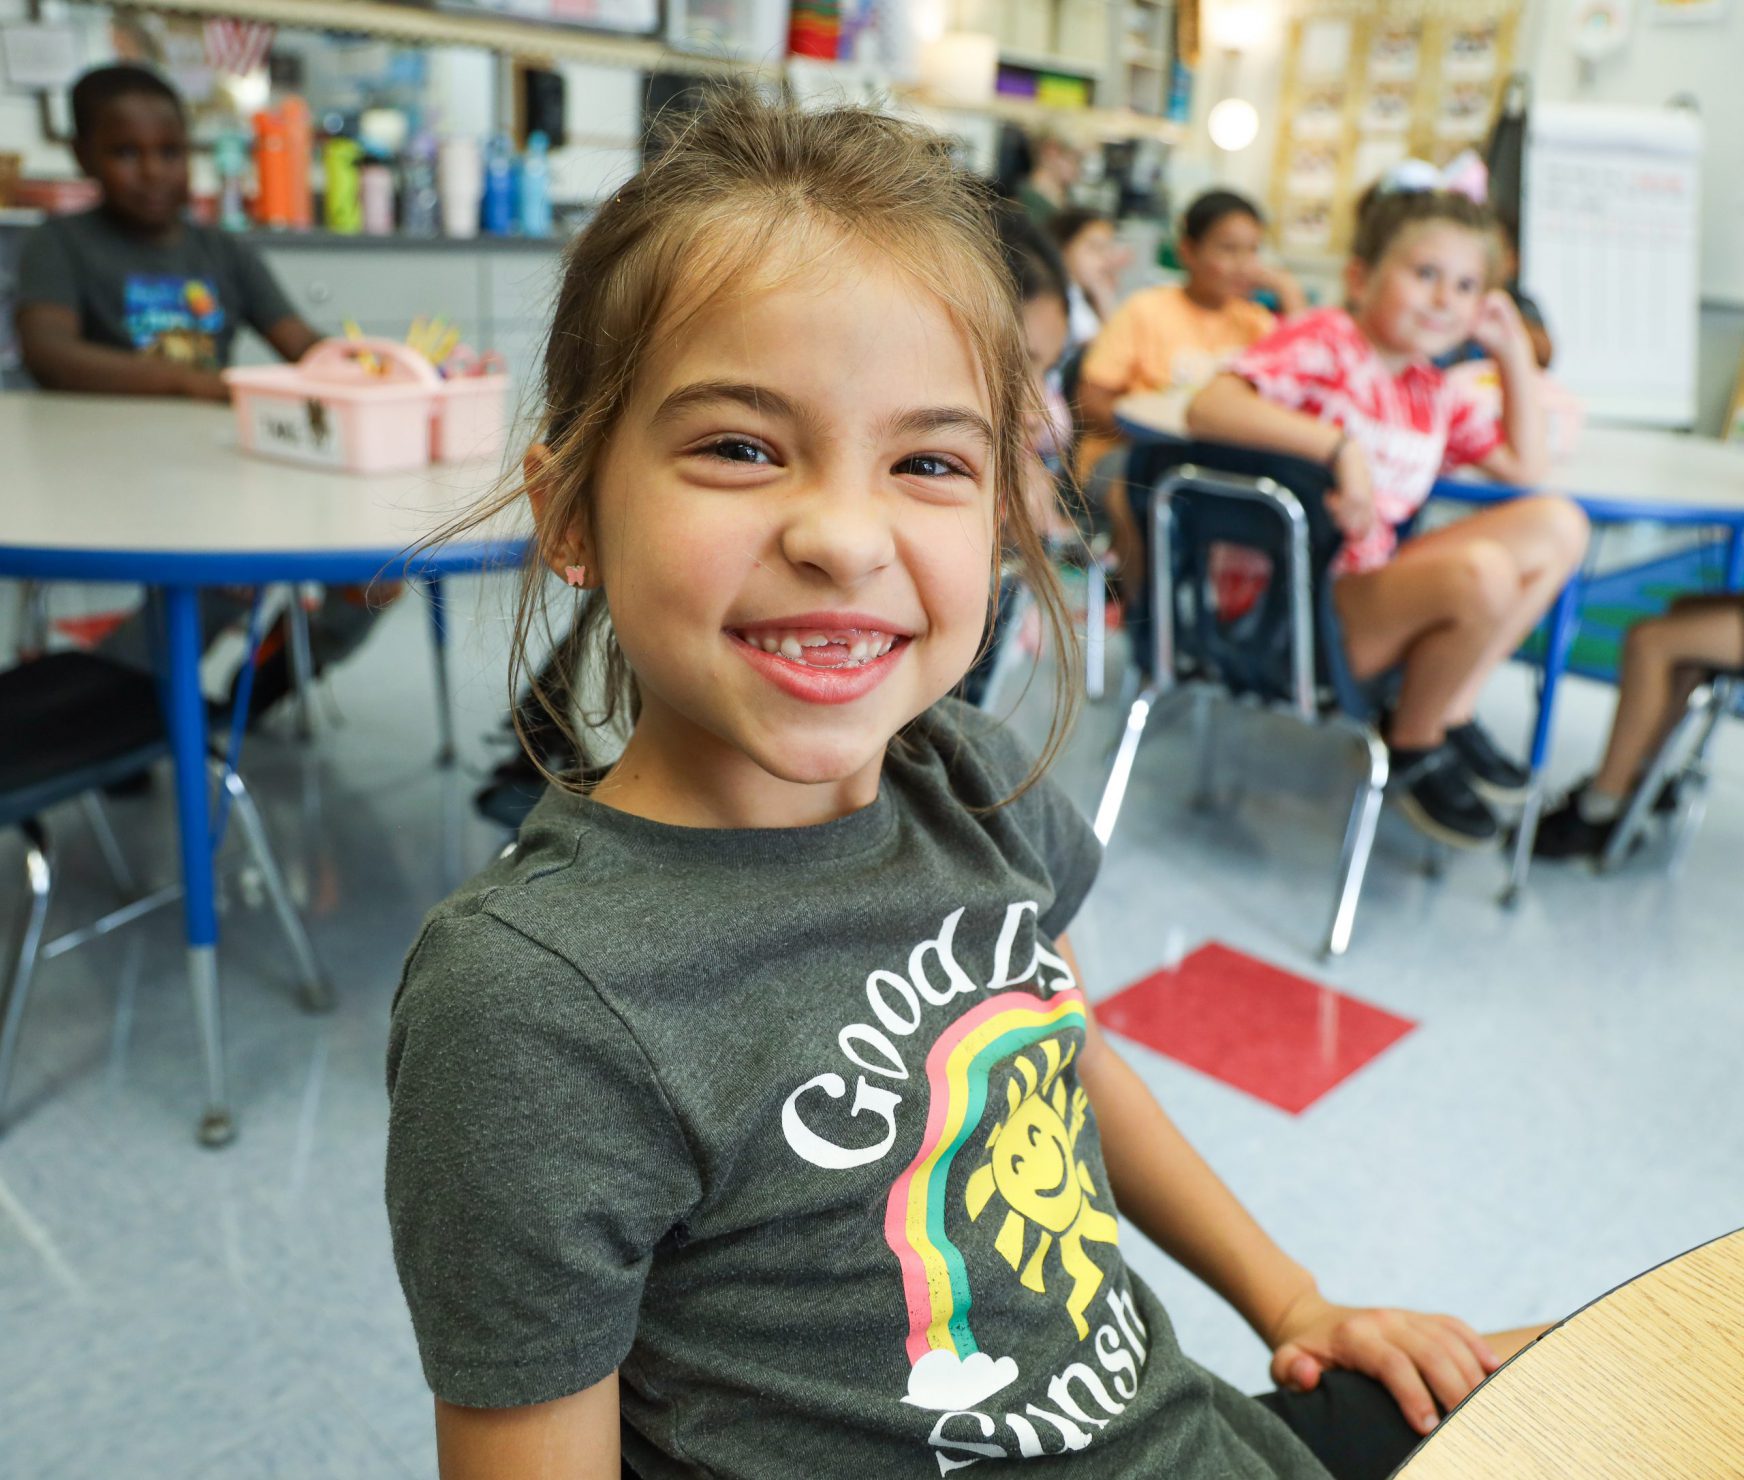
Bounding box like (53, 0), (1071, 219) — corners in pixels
(385, 699), (1327, 1479)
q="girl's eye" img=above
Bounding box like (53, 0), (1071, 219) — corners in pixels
(894, 453), (972, 479)
(700, 438), (772, 465)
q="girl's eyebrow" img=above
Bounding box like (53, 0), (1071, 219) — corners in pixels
(652, 379), (993, 450)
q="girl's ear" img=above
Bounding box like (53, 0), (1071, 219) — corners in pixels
(1343, 257), (1369, 312)
(524, 443), (592, 583)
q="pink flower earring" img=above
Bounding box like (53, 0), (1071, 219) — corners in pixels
(563, 563), (587, 589)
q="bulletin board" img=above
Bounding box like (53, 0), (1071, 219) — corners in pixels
(1268, 0), (1523, 258)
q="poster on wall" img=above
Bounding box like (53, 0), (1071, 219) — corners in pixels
(1366, 25), (1420, 82)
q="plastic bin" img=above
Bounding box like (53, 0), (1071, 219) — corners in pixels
(223, 337), (441, 474)
(433, 373), (512, 464)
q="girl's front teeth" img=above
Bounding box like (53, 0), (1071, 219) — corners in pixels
(747, 631), (897, 665)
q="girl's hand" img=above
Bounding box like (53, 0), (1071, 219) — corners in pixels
(1326, 438), (1376, 541)
(1470, 289), (1532, 369)
(1250, 261), (1308, 316)
(1267, 1290), (1501, 1436)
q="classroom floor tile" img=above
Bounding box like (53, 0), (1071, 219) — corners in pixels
(1096, 942), (1417, 1114)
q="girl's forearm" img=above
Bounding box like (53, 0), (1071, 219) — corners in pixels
(1495, 353), (1547, 484)
(1186, 375), (1342, 463)
(1078, 1019), (1317, 1343)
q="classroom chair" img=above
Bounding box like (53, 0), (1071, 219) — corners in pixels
(0, 650), (329, 1141)
(1092, 440), (1395, 958)
(1599, 667), (1742, 874)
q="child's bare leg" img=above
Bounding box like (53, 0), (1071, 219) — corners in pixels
(1439, 500), (1589, 723)
(1334, 542), (1523, 750)
(1388, 497), (1590, 727)
(1590, 596), (1744, 799)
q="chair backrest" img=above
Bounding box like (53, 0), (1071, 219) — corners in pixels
(1122, 439), (1383, 719)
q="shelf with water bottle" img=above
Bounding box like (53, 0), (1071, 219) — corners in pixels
(209, 95), (566, 249)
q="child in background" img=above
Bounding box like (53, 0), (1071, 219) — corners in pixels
(388, 92), (1543, 1480)
(1534, 595), (1744, 858)
(17, 65), (387, 722)
(1189, 181), (1588, 848)
(1076, 190), (1305, 583)
(1016, 129), (1084, 224)
(1047, 206), (1133, 348)
(15, 64), (319, 396)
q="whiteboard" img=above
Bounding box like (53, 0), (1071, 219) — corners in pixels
(1524, 0), (1744, 306)
(1521, 103), (1702, 428)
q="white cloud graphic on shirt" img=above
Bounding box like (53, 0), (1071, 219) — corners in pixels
(901, 1348), (1020, 1410)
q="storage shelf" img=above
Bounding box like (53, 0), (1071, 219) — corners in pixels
(145, 0), (774, 77)
(899, 85), (1183, 143)
(997, 47), (1106, 81)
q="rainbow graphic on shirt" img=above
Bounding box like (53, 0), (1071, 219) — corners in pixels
(882, 989), (1090, 1367)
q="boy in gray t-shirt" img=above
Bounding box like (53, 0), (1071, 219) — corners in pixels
(14, 63), (317, 400)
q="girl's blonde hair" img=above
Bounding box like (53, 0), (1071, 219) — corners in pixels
(468, 86), (1081, 802)
(1350, 186), (1502, 281)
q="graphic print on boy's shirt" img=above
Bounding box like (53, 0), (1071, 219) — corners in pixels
(123, 272), (226, 369)
(781, 899), (1152, 1469)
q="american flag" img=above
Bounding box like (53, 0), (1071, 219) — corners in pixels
(203, 18), (276, 77)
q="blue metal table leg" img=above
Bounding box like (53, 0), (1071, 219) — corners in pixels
(425, 575), (457, 767)
(162, 587), (233, 1147)
(1503, 577), (1583, 910)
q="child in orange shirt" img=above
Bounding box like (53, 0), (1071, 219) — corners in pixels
(1076, 191), (1304, 583)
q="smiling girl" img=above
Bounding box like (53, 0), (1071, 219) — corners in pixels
(386, 94), (1541, 1480)
(1189, 185), (1588, 847)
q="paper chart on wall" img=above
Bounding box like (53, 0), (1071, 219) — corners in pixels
(1298, 17), (1352, 80)
(1521, 104), (1703, 426)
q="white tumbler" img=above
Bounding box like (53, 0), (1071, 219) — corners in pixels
(437, 136), (481, 240)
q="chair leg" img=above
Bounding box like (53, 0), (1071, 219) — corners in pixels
(286, 586), (317, 742)
(79, 792), (138, 898)
(14, 579), (50, 659)
(1321, 725), (1388, 960)
(0, 821), (55, 1132)
(212, 764), (334, 1013)
(426, 577), (457, 767)
(1599, 679), (1724, 873)
(1094, 685), (1163, 844)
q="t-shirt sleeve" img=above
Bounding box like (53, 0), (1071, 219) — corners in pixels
(939, 702), (1102, 938)
(1441, 381), (1505, 471)
(224, 237), (299, 336)
(1227, 311), (1339, 411)
(15, 223), (78, 311)
(1079, 297), (1142, 392)
(385, 909), (703, 1409)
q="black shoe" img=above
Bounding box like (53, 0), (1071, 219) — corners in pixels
(1530, 792), (1616, 860)
(1390, 745), (1499, 848)
(1446, 721), (1530, 803)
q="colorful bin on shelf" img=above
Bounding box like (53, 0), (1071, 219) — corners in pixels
(223, 337), (510, 473)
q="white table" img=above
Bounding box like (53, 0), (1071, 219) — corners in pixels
(0, 393), (528, 1142)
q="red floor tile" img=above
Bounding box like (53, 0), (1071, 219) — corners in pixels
(1096, 942), (1417, 1114)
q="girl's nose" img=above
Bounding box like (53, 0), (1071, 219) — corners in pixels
(779, 482), (896, 588)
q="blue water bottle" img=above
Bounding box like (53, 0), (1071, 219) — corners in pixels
(519, 130), (552, 238)
(480, 133), (515, 237)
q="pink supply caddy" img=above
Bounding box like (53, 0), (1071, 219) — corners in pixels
(223, 337), (510, 474)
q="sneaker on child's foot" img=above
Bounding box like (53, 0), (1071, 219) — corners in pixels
(1530, 790), (1616, 860)
(1390, 745), (1499, 848)
(1445, 721), (1530, 803)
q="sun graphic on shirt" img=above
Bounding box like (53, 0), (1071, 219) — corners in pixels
(964, 1036), (1120, 1339)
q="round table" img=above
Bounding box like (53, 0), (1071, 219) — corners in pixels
(1398, 1227), (1744, 1477)
(0, 392), (530, 1141)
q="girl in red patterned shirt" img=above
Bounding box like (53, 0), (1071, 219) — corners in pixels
(1187, 186), (1588, 848)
